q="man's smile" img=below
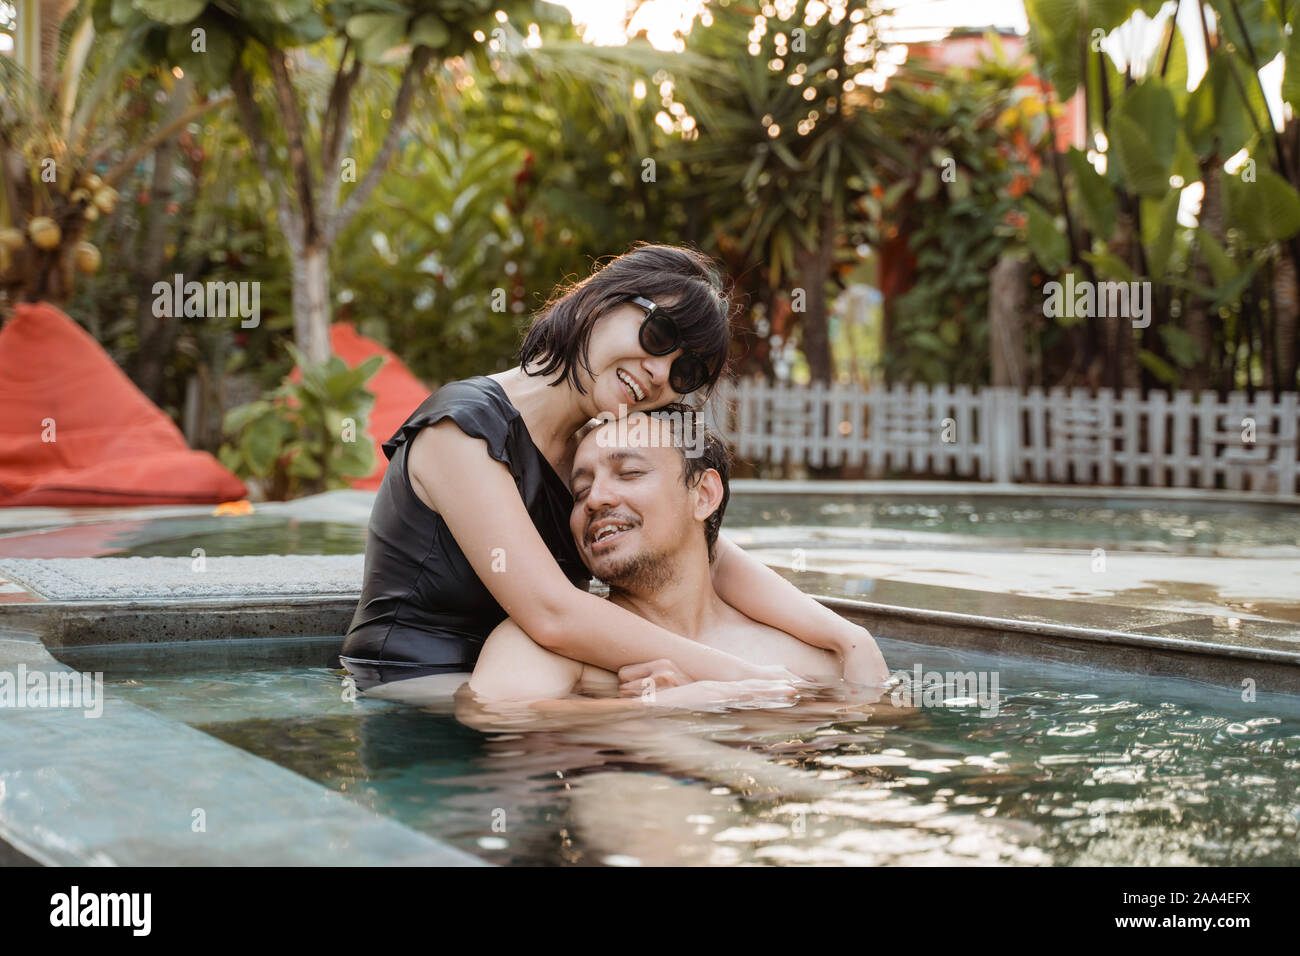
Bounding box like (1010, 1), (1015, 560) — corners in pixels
(586, 515), (639, 553)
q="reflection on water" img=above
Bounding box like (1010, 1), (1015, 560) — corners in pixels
(11, 495), (1293, 561)
(0, 516), (369, 559)
(111, 518), (368, 557)
(725, 495), (1300, 555)
(86, 639), (1300, 867)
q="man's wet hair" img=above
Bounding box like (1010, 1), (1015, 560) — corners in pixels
(646, 403), (730, 563)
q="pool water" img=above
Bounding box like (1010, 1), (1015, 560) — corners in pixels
(112, 519), (368, 557)
(4, 494), (1294, 560)
(0, 516), (367, 558)
(57, 637), (1300, 866)
(724, 495), (1300, 555)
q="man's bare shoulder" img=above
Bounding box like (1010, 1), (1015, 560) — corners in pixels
(706, 602), (841, 679)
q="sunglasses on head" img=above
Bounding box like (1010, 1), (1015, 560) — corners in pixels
(628, 295), (712, 395)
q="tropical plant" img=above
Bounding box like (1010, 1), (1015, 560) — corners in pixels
(330, 6), (702, 384)
(66, 75), (299, 433)
(0, 0), (226, 310)
(671, 0), (899, 384)
(219, 342), (381, 499)
(112, 0), (539, 364)
(866, 49), (1052, 386)
(1024, 0), (1300, 393)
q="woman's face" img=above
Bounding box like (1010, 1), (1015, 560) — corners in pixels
(580, 301), (692, 415)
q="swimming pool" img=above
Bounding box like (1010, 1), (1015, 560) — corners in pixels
(3, 492), (1294, 560)
(54, 636), (1300, 866)
(0, 516), (367, 559)
(724, 494), (1300, 556)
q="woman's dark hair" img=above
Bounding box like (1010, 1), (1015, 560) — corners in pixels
(518, 242), (733, 400)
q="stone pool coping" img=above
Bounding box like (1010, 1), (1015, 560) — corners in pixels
(729, 480), (1300, 505)
(820, 595), (1300, 694)
(0, 623), (486, 867)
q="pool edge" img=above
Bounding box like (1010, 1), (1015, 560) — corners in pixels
(0, 624), (490, 867)
(6, 588), (1299, 694)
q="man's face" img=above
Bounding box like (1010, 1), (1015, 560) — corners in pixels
(568, 417), (699, 591)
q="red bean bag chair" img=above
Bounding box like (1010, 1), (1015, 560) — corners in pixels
(0, 302), (247, 506)
(289, 322), (431, 490)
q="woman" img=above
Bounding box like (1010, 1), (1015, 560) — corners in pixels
(340, 243), (888, 691)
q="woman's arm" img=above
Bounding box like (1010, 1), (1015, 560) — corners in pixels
(409, 421), (790, 683)
(709, 534), (891, 684)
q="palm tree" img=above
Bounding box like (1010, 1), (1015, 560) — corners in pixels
(668, 0), (899, 385)
(0, 0), (225, 311)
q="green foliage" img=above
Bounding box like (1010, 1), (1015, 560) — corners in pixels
(332, 126), (537, 384)
(869, 55), (1048, 386)
(1225, 166), (1300, 243)
(1066, 147), (1116, 239)
(1025, 0), (1300, 391)
(97, 0), (532, 81)
(1026, 197), (1069, 273)
(329, 7), (689, 385)
(219, 343), (382, 500)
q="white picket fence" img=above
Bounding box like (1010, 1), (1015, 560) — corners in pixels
(699, 381), (1300, 495)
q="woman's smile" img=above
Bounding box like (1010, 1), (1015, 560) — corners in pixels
(616, 367), (648, 404)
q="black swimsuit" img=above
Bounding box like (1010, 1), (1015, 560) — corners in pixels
(340, 376), (590, 687)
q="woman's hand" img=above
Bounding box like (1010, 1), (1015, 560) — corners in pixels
(744, 661), (803, 683)
(619, 659), (801, 697)
(618, 659), (691, 697)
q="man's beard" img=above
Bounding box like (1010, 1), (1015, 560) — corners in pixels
(596, 545), (675, 595)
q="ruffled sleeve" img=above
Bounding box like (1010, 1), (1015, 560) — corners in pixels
(381, 378), (514, 468)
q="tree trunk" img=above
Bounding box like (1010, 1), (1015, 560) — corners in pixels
(1274, 249), (1299, 391)
(130, 78), (191, 403)
(989, 254), (1028, 387)
(792, 204), (837, 385)
(1101, 303), (1141, 390)
(293, 244), (332, 364)
(792, 204), (841, 478)
(1186, 160), (1224, 392)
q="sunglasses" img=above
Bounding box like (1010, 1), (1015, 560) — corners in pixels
(628, 295), (712, 395)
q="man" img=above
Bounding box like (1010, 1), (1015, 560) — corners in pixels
(467, 407), (883, 708)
